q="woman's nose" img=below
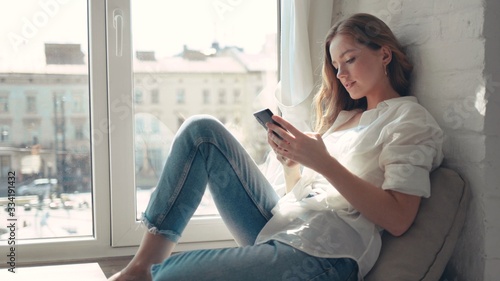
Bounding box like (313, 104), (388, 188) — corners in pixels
(336, 66), (347, 79)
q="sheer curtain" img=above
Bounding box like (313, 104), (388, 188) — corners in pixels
(277, 0), (334, 131)
(260, 0), (334, 192)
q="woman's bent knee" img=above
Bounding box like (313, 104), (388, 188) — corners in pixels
(178, 115), (226, 139)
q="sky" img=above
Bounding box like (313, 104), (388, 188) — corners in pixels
(131, 0), (278, 57)
(0, 0), (277, 67)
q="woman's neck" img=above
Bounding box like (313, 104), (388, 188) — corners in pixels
(366, 85), (400, 110)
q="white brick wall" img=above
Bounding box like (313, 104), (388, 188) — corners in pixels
(329, 0), (500, 280)
(482, 0), (500, 278)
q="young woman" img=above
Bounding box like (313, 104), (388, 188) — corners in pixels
(109, 13), (443, 281)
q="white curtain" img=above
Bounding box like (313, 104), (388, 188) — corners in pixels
(277, 0), (334, 131)
(260, 0), (334, 193)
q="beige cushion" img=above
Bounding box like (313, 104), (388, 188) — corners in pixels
(365, 167), (470, 281)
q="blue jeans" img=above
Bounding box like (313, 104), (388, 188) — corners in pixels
(143, 115), (359, 281)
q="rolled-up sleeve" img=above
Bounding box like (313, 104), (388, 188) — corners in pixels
(379, 107), (444, 198)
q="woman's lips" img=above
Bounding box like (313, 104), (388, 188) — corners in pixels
(344, 81), (356, 89)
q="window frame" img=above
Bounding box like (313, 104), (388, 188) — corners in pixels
(0, 0), (140, 263)
(106, 0), (279, 247)
(109, 0), (282, 249)
(108, 0), (255, 248)
(0, 0), (280, 263)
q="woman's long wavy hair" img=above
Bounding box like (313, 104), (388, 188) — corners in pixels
(314, 13), (413, 134)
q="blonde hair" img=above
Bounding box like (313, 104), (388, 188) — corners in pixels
(314, 13), (413, 134)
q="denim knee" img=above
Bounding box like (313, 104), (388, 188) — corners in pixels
(179, 115), (224, 139)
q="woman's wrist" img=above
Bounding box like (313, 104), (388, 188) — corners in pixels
(283, 164), (301, 193)
(313, 155), (341, 180)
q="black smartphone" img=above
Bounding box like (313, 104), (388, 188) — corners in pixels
(253, 108), (285, 138)
(253, 108), (275, 129)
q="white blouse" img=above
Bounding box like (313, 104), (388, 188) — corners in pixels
(256, 96), (444, 279)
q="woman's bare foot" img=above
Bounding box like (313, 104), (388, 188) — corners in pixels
(107, 232), (175, 281)
(107, 265), (152, 281)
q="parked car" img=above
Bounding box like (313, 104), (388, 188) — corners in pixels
(17, 178), (58, 197)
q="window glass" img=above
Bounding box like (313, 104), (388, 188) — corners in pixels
(176, 89), (186, 104)
(0, 94), (9, 113)
(203, 89), (211, 105)
(26, 95), (37, 113)
(135, 90), (144, 104)
(0, 0), (92, 240)
(151, 89), (159, 104)
(132, 0), (278, 218)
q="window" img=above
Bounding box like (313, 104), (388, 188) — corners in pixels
(0, 0), (278, 262)
(135, 117), (145, 134)
(151, 118), (160, 134)
(73, 92), (85, 113)
(176, 89), (186, 104)
(23, 119), (41, 144)
(147, 148), (163, 174)
(135, 89), (144, 104)
(26, 95), (37, 113)
(203, 89), (210, 104)
(0, 155), (11, 178)
(218, 89), (226, 104)
(0, 126), (9, 142)
(75, 124), (85, 140)
(0, 95), (9, 113)
(104, 0), (279, 247)
(0, 0), (92, 246)
(233, 89), (241, 104)
(151, 89), (159, 104)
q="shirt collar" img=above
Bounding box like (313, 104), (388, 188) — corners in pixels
(329, 96), (418, 134)
(359, 96), (418, 126)
(374, 96), (418, 109)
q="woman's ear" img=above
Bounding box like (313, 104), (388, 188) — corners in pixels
(381, 46), (392, 66)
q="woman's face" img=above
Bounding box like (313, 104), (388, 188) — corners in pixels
(329, 34), (387, 100)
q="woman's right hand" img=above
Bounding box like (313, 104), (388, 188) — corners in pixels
(267, 115), (330, 173)
(266, 119), (301, 192)
(266, 124), (299, 168)
(274, 148), (299, 168)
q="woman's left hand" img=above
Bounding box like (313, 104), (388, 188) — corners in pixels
(267, 115), (329, 172)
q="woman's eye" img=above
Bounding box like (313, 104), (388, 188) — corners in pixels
(346, 57), (355, 64)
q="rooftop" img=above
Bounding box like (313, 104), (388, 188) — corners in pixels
(0, 43), (277, 75)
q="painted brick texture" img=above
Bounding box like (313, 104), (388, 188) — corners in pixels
(331, 0), (500, 280)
